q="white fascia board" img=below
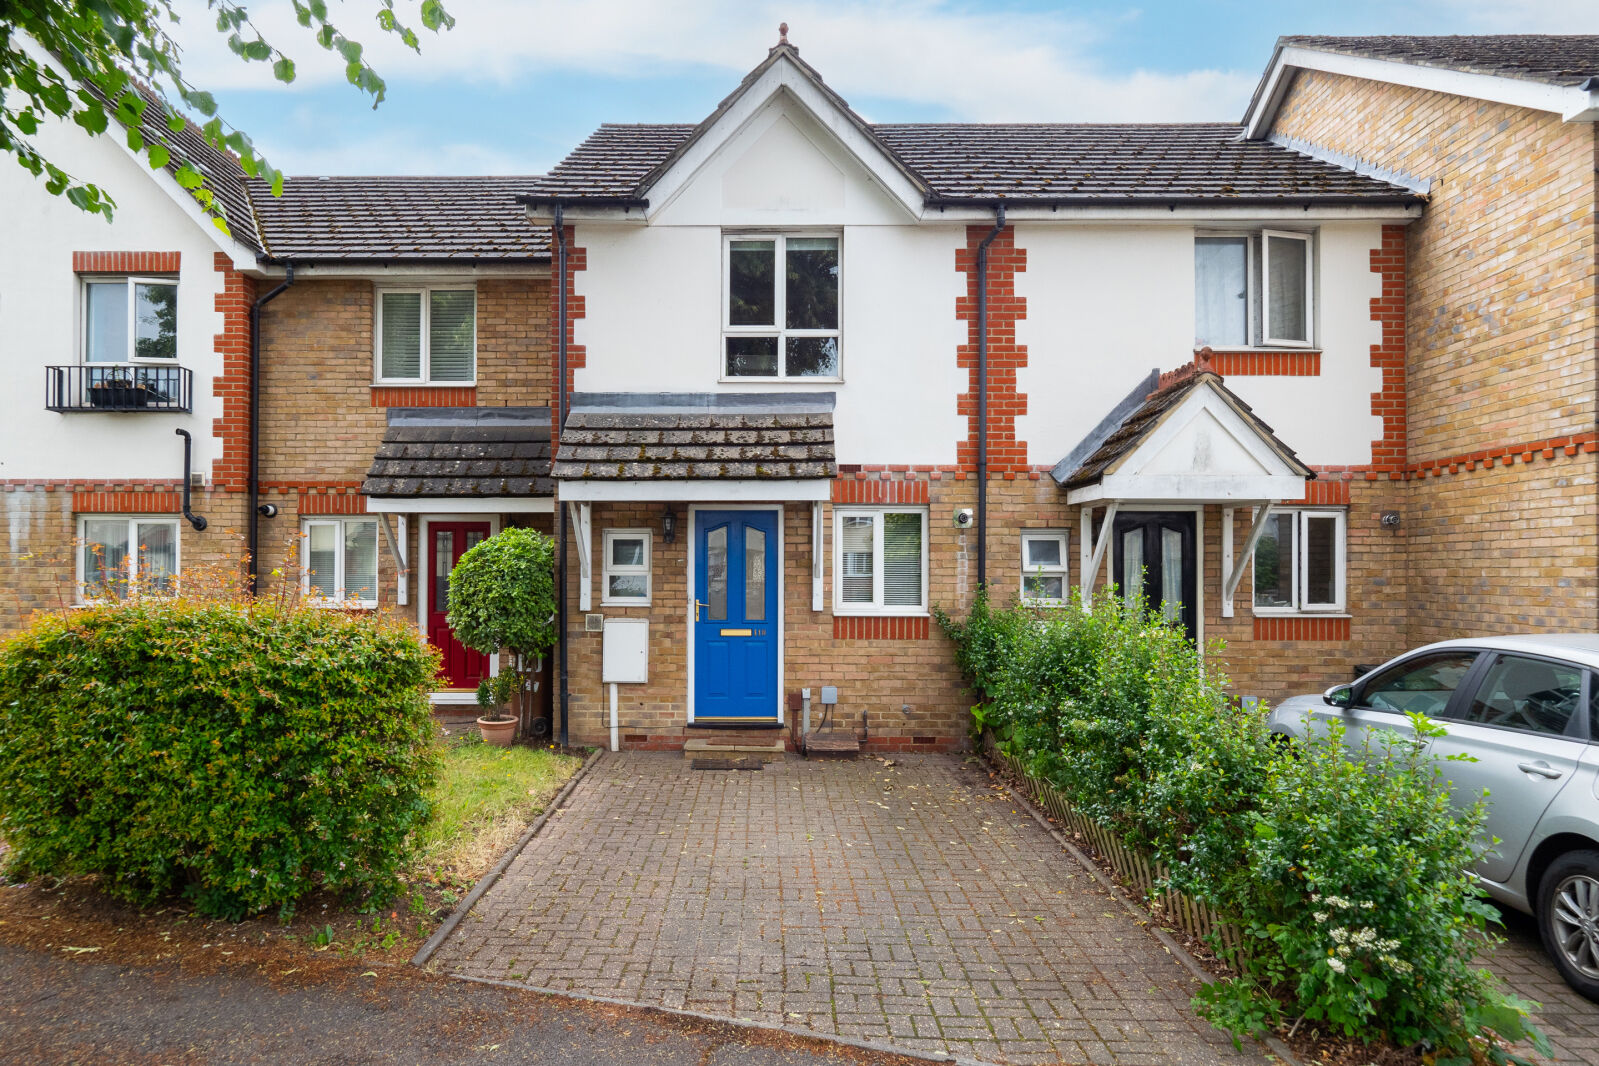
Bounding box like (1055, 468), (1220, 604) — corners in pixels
(257, 262), (551, 279)
(1066, 475), (1308, 505)
(365, 497), (555, 514)
(558, 479), (832, 502)
(524, 204), (648, 225)
(920, 202), (1420, 223)
(1245, 45), (1599, 138)
(642, 58), (926, 222)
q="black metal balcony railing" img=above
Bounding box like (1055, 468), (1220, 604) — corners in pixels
(45, 364), (193, 413)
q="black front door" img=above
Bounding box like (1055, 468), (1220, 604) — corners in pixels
(1112, 511), (1197, 642)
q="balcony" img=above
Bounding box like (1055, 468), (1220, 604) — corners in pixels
(45, 364), (193, 413)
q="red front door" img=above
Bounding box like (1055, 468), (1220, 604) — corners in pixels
(428, 521), (491, 690)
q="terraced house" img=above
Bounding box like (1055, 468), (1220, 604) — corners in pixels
(0, 33), (1594, 754)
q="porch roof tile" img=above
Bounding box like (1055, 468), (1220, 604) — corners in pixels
(362, 406), (553, 498)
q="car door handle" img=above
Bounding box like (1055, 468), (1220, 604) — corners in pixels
(1517, 760), (1564, 779)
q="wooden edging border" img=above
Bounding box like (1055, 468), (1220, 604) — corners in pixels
(411, 746), (607, 969)
(984, 757), (1302, 1066)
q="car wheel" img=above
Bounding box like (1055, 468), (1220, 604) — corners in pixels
(1538, 850), (1599, 1002)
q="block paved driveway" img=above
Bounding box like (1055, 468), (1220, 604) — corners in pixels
(431, 752), (1265, 1066)
(1482, 906), (1599, 1065)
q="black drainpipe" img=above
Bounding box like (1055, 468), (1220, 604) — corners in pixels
(248, 263), (295, 595)
(173, 429), (208, 531)
(554, 204), (570, 750)
(974, 203), (1005, 589)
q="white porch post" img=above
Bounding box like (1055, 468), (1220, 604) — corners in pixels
(1222, 502), (1273, 617)
(568, 501), (592, 612)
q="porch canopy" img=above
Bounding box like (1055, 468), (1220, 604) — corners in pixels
(361, 406), (555, 514)
(1051, 354), (1313, 615)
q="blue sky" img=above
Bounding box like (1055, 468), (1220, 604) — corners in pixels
(174, 0), (1590, 177)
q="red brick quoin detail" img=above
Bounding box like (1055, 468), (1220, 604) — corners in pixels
(298, 492), (368, 515)
(371, 386), (478, 408)
(956, 225), (1027, 475)
(73, 251), (180, 274)
(211, 252), (256, 491)
(831, 478), (930, 504)
(832, 615), (930, 640)
(1253, 616), (1351, 642)
(71, 491), (180, 513)
(1207, 350), (1321, 377)
(549, 226), (587, 441)
(1369, 225), (1406, 473)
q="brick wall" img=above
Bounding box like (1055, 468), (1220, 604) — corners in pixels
(1272, 69), (1599, 638)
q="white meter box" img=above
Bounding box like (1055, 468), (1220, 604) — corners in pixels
(601, 618), (649, 684)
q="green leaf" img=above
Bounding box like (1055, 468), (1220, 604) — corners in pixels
(173, 163), (204, 190)
(146, 144), (170, 170)
(273, 57), (297, 83)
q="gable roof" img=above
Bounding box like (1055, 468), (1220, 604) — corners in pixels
(1244, 34), (1599, 138)
(1280, 35), (1599, 88)
(248, 176), (550, 262)
(1055, 355), (1312, 501)
(531, 121), (1420, 207)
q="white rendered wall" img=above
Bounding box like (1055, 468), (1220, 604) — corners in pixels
(0, 112), (239, 482)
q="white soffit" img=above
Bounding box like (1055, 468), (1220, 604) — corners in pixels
(1246, 45), (1599, 139)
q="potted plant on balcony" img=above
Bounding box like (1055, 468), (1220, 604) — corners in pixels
(447, 528), (559, 743)
(475, 672), (519, 747)
(87, 369), (152, 409)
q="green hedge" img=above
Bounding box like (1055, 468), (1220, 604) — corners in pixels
(0, 599), (441, 919)
(938, 590), (1544, 1059)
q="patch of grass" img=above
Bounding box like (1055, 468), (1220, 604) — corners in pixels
(409, 737), (581, 885)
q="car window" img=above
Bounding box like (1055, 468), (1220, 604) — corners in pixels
(1360, 651), (1479, 716)
(1460, 654), (1583, 737)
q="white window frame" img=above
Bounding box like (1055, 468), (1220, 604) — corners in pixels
(75, 515), (181, 602)
(601, 528), (652, 606)
(81, 275), (180, 364)
(373, 285), (478, 386)
(721, 232), (842, 382)
(1193, 229), (1315, 349)
(1260, 229), (1314, 348)
(1020, 531), (1070, 606)
(1252, 507), (1346, 615)
(301, 518), (380, 608)
(831, 507), (929, 616)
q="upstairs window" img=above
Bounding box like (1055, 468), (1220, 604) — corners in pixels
(724, 234), (840, 379)
(1194, 231), (1313, 348)
(834, 508), (927, 615)
(1253, 508), (1345, 614)
(84, 276), (177, 362)
(376, 287), (476, 384)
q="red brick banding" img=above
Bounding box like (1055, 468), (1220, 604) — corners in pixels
(1253, 616), (1351, 642)
(297, 492), (369, 515)
(1207, 350), (1321, 376)
(1285, 479), (1352, 506)
(70, 490), (180, 513)
(73, 251), (180, 274)
(370, 386), (477, 408)
(955, 225), (1027, 475)
(832, 615), (930, 640)
(831, 478), (930, 504)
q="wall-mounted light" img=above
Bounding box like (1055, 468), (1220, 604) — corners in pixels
(662, 507), (676, 544)
(1380, 510), (1401, 530)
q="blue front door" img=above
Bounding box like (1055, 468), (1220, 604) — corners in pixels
(694, 509), (779, 722)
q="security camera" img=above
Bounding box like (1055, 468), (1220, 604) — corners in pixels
(954, 508), (974, 528)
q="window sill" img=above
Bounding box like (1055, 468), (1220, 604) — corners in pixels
(1252, 609), (1350, 618)
(601, 599), (651, 609)
(1195, 346), (1321, 355)
(718, 377), (844, 386)
(832, 608), (930, 618)
(306, 601), (379, 611)
(371, 381), (476, 389)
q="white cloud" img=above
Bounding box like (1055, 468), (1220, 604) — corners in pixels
(169, 0), (1257, 122)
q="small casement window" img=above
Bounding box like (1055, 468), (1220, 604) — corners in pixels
(1020, 532), (1069, 605)
(1252, 508), (1345, 613)
(376, 287), (476, 384)
(302, 518), (379, 607)
(602, 529), (652, 606)
(77, 516), (179, 600)
(1194, 231), (1313, 348)
(83, 276), (178, 362)
(833, 508), (927, 615)
(723, 234), (840, 380)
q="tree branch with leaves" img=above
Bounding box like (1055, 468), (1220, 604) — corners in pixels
(0, 0), (453, 232)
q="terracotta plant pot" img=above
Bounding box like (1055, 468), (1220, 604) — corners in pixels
(476, 715), (517, 747)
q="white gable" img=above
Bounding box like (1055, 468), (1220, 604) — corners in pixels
(644, 53), (924, 226)
(1067, 382), (1309, 505)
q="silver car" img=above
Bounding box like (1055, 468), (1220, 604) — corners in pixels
(1268, 634), (1599, 1001)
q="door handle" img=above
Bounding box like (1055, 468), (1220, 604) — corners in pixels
(693, 599), (709, 621)
(1517, 760), (1564, 780)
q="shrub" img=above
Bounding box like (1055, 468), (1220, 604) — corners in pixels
(447, 527), (558, 739)
(0, 598), (441, 919)
(939, 590), (1543, 1060)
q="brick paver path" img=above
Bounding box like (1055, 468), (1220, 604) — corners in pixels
(1482, 907), (1599, 1065)
(432, 753), (1264, 1065)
